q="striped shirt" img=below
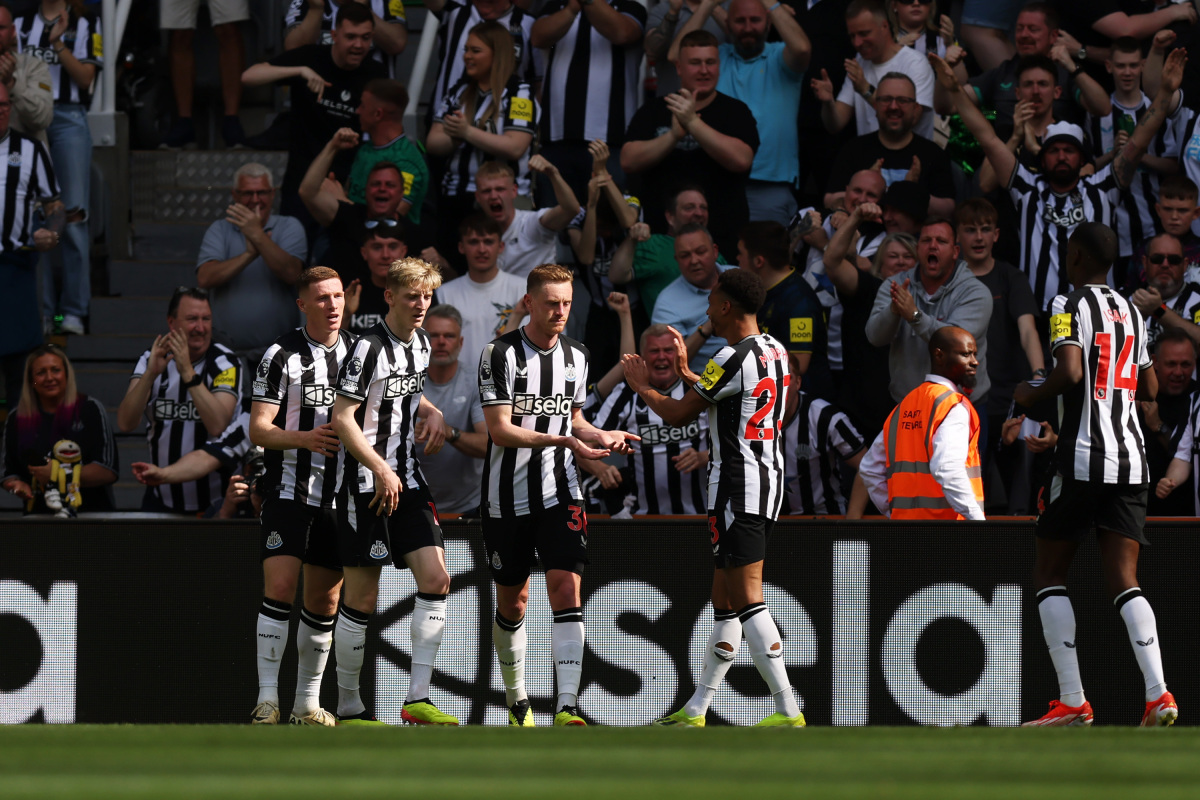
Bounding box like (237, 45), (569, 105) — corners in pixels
(202, 398), (253, 468)
(693, 333), (789, 518)
(335, 321), (431, 494)
(1171, 390), (1200, 514)
(783, 391), (865, 515)
(1049, 284), (1151, 484)
(131, 343), (243, 512)
(438, 78), (538, 196)
(538, 0), (646, 145)
(479, 328), (589, 517)
(592, 379), (708, 515)
(430, 1), (543, 119)
(284, 0), (406, 76)
(14, 10), (102, 105)
(1146, 282), (1200, 350)
(1009, 163), (1123, 311)
(1086, 92), (1190, 257)
(0, 130), (59, 251)
(254, 327), (355, 507)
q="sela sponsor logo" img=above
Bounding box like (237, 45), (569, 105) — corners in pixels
(1042, 202), (1086, 229)
(513, 393), (572, 417)
(0, 581), (76, 723)
(384, 371), (426, 398)
(637, 419), (701, 446)
(154, 398), (202, 421)
(302, 384), (336, 408)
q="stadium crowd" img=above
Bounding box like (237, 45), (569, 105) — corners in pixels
(0, 0), (1198, 728)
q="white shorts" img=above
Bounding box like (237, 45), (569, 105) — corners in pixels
(160, 0), (251, 29)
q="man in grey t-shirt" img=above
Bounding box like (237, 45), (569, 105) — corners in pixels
(196, 163), (307, 369)
(419, 305), (488, 515)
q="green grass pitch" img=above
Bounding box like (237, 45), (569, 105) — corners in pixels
(2, 725), (1198, 798)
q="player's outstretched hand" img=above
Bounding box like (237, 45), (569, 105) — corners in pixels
(595, 429), (640, 455)
(665, 326), (700, 383)
(368, 467), (402, 516)
(568, 436), (611, 461)
(304, 423), (340, 458)
(621, 353), (649, 392)
(131, 462), (164, 486)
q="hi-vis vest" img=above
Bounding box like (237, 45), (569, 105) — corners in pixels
(881, 381), (983, 520)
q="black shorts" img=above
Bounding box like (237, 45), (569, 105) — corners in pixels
(709, 506), (774, 568)
(338, 486), (444, 568)
(1036, 475), (1149, 545)
(259, 498), (342, 570)
(482, 502), (589, 586)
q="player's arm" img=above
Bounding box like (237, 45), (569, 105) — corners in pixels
(1014, 342), (1082, 407)
(571, 407), (639, 453)
(131, 450), (222, 486)
(620, 353), (709, 427)
(1137, 359), (1158, 402)
(249, 400), (339, 457)
(331, 393), (402, 513)
(448, 420), (489, 459)
(482, 403), (610, 459)
(1016, 313), (1046, 374)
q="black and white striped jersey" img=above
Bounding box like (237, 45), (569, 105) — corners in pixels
(14, 10), (102, 105)
(1146, 282), (1200, 350)
(1009, 163), (1122, 311)
(1049, 285), (1152, 484)
(429, 1), (543, 120)
(1171, 391), (1200, 515)
(1086, 93), (1190, 257)
(0, 130), (59, 251)
(479, 328), (589, 517)
(132, 343), (243, 512)
(592, 379), (708, 515)
(438, 78), (539, 196)
(782, 391), (865, 515)
(335, 321), (431, 494)
(537, 0), (647, 145)
(253, 327), (355, 507)
(693, 334), (789, 518)
(284, 0), (406, 76)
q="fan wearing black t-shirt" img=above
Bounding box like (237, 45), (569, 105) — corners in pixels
(620, 30), (758, 258)
(243, 3), (387, 225)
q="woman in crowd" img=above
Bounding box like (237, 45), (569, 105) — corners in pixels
(823, 227), (917, 443)
(1, 344), (117, 513)
(15, 0), (102, 336)
(426, 21), (539, 260)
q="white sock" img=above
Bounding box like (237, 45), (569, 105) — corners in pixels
(740, 603), (800, 718)
(256, 599), (291, 706)
(407, 593), (447, 703)
(553, 607), (585, 710)
(1116, 588), (1167, 701)
(493, 611), (528, 706)
(1037, 587), (1085, 707)
(293, 608), (335, 716)
(335, 605), (370, 718)
(683, 608), (741, 718)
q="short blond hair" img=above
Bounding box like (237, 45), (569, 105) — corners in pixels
(527, 264), (573, 295)
(386, 257), (443, 294)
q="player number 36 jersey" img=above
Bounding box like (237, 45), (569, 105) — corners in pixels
(479, 328), (589, 517)
(693, 334), (789, 519)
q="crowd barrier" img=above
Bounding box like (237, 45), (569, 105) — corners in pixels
(2, 517), (1196, 726)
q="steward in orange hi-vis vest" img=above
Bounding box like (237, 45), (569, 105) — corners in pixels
(881, 381), (983, 520)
